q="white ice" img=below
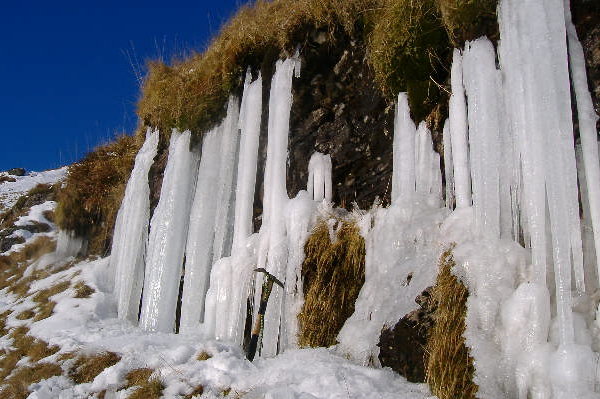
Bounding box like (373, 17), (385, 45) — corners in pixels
(110, 128), (159, 322)
(139, 130), (199, 333)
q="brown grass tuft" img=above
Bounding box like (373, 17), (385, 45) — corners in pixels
(68, 351), (121, 384)
(184, 385), (205, 399)
(55, 134), (141, 256)
(298, 218), (365, 347)
(437, 0), (498, 45)
(0, 236), (56, 296)
(31, 280), (71, 322)
(196, 350), (212, 361)
(73, 282), (95, 298)
(124, 368), (164, 399)
(0, 362), (62, 399)
(15, 309), (35, 320)
(425, 248), (477, 399)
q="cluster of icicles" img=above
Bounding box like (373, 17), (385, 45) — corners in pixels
(78, 0), (600, 396)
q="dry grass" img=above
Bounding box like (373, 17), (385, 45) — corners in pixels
(184, 385), (205, 398)
(0, 236), (57, 296)
(73, 282), (95, 298)
(55, 134), (141, 256)
(298, 218), (365, 347)
(438, 0), (498, 45)
(137, 0), (380, 135)
(0, 325), (61, 398)
(0, 362), (62, 399)
(196, 350), (212, 361)
(69, 351), (121, 384)
(31, 280), (71, 321)
(15, 310), (35, 320)
(425, 248), (477, 399)
(0, 183), (58, 230)
(124, 368), (164, 399)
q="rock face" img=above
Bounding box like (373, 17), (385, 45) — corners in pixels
(573, 0), (600, 131)
(7, 168), (26, 176)
(287, 32), (394, 208)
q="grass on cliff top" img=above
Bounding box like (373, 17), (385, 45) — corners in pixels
(137, 0), (380, 135)
(298, 217), (365, 348)
(55, 134), (141, 256)
(425, 248), (477, 399)
(138, 0), (497, 135)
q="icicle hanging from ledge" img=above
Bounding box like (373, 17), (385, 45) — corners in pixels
(179, 127), (222, 334)
(254, 56), (301, 358)
(307, 152), (332, 202)
(139, 130), (199, 333)
(111, 128), (159, 322)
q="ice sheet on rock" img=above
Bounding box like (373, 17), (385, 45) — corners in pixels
(463, 37), (501, 238)
(392, 93), (416, 206)
(212, 97), (241, 263)
(139, 130), (199, 333)
(180, 128), (222, 333)
(448, 49), (472, 209)
(254, 57), (300, 358)
(337, 203), (448, 366)
(307, 152), (332, 202)
(110, 128), (159, 322)
(55, 230), (86, 258)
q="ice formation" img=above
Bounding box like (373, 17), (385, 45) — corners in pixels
(110, 128), (159, 322)
(307, 152), (332, 202)
(178, 127), (222, 333)
(253, 56), (301, 357)
(392, 93), (416, 206)
(139, 130), (199, 333)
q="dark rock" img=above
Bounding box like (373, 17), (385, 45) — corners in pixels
(378, 288), (436, 383)
(7, 168), (26, 176)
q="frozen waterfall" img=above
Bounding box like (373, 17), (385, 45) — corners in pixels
(111, 128), (159, 322)
(139, 130), (199, 333)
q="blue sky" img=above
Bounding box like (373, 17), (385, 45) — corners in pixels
(0, 0), (242, 172)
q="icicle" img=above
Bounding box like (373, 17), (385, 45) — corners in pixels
(139, 130), (199, 333)
(392, 93), (416, 206)
(307, 152), (332, 202)
(449, 49), (472, 209)
(463, 38), (501, 238)
(111, 128), (159, 322)
(565, 0), (600, 292)
(415, 122), (432, 196)
(55, 230), (85, 258)
(212, 97), (241, 264)
(254, 57), (300, 358)
(442, 120), (455, 210)
(232, 72), (263, 251)
(179, 128), (222, 333)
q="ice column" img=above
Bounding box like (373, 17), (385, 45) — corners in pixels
(307, 152), (332, 202)
(139, 130), (199, 333)
(255, 57), (300, 358)
(442, 120), (455, 210)
(232, 72), (263, 251)
(448, 49), (472, 209)
(111, 128), (159, 322)
(463, 38), (501, 238)
(392, 93), (416, 206)
(565, 0), (600, 289)
(212, 97), (241, 263)
(179, 128), (222, 333)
